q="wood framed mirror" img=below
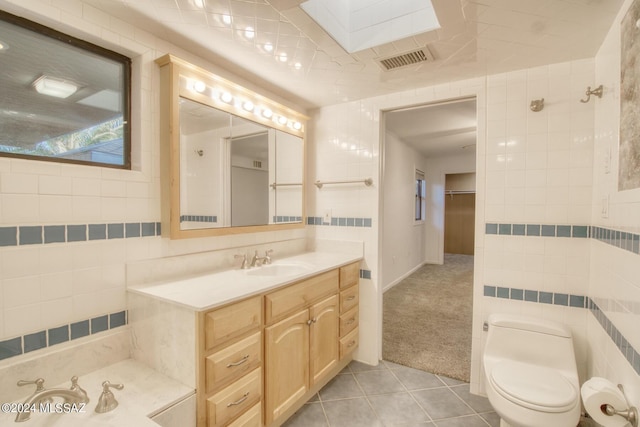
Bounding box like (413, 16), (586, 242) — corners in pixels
(156, 55), (307, 239)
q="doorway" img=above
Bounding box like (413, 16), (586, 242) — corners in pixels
(380, 98), (477, 382)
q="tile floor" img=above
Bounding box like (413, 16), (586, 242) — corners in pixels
(282, 360), (500, 427)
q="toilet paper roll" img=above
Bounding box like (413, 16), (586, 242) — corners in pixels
(581, 377), (628, 427)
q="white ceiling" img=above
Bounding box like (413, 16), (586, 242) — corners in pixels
(80, 0), (624, 110)
(385, 98), (477, 158)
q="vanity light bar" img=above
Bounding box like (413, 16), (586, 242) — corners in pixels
(177, 67), (305, 134)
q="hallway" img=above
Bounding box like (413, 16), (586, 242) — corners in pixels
(383, 254), (474, 381)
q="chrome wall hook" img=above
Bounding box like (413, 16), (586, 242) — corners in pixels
(530, 98), (544, 112)
(580, 85), (603, 103)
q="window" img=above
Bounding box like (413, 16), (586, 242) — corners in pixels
(415, 169), (426, 222)
(0, 10), (131, 168)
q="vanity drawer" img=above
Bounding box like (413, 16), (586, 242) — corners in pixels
(339, 284), (359, 313)
(339, 328), (359, 359)
(339, 262), (360, 289)
(205, 296), (262, 350)
(207, 368), (261, 427)
(265, 270), (338, 324)
(227, 402), (261, 427)
(206, 332), (262, 393)
(339, 307), (358, 337)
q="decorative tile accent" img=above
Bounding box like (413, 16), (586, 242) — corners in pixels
(0, 222), (161, 247)
(91, 315), (109, 334)
(484, 286), (586, 308)
(0, 227), (18, 247)
(89, 224), (107, 240)
(0, 337), (22, 361)
(0, 310), (127, 362)
(590, 300), (640, 375)
(24, 331), (46, 353)
(180, 215), (218, 223)
(485, 224), (640, 255)
(308, 216), (373, 227)
(67, 224), (87, 242)
(70, 320), (90, 340)
(44, 225), (66, 244)
(19, 226), (43, 245)
(48, 326), (69, 346)
(107, 223), (124, 239)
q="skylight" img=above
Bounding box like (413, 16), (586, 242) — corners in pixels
(300, 0), (440, 53)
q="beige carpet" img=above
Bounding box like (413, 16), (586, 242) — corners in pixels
(382, 254), (474, 382)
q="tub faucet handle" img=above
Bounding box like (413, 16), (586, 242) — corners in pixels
(95, 380), (124, 413)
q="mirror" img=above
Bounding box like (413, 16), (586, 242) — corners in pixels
(178, 98), (303, 231)
(157, 54), (306, 239)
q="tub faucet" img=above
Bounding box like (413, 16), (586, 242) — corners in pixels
(15, 376), (89, 422)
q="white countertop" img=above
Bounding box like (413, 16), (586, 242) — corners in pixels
(0, 359), (194, 427)
(128, 251), (363, 311)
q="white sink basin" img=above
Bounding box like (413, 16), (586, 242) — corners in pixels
(244, 263), (312, 277)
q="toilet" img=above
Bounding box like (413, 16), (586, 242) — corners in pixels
(482, 313), (581, 427)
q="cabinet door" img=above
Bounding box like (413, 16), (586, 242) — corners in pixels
(309, 295), (339, 386)
(264, 309), (309, 425)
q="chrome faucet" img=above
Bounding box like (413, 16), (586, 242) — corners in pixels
(235, 253), (249, 269)
(263, 249), (273, 264)
(250, 250), (265, 267)
(15, 376), (90, 422)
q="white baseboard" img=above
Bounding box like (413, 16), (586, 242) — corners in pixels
(382, 263), (424, 293)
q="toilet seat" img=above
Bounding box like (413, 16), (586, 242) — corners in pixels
(489, 361), (577, 413)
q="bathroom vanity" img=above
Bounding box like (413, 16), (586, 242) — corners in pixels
(128, 251), (361, 427)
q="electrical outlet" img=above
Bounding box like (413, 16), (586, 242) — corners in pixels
(601, 196), (609, 218)
(323, 209), (332, 224)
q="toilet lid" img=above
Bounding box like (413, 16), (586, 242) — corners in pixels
(490, 361), (577, 412)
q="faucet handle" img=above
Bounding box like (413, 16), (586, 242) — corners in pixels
(234, 253), (249, 269)
(17, 378), (46, 391)
(95, 381), (124, 413)
(264, 249), (273, 264)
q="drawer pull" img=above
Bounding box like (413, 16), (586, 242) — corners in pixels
(346, 318), (355, 325)
(227, 392), (250, 407)
(348, 340), (356, 348)
(226, 355), (250, 368)
(346, 296), (356, 301)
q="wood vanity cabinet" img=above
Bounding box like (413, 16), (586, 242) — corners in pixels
(198, 296), (263, 427)
(196, 262), (360, 427)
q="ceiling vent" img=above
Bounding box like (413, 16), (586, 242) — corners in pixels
(377, 47), (435, 71)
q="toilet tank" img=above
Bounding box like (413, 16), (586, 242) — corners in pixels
(484, 314), (578, 374)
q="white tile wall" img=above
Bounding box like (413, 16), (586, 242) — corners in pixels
(589, 0), (640, 404)
(0, 0), (310, 352)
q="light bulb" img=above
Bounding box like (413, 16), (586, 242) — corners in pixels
(243, 100), (254, 111)
(193, 80), (206, 93)
(278, 53), (287, 62)
(277, 116), (288, 125)
(293, 122), (302, 130)
(294, 62), (302, 70)
(220, 92), (233, 103)
(245, 26), (255, 39)
(264, 42), (273, 52)
(222, 14), (231, 25)
(262, 108), (273, 119)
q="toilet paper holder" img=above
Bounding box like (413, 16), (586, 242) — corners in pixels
(601, 384), (638, 427)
